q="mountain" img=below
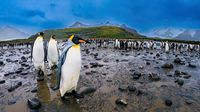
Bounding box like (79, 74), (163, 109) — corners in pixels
(145, 28), (200, 41)
(0, 26), (29, 40)
(120, 24), (138, 34)
(69, 21), (89, 28)
(32, 26), (143, 40)
(146, 28), (185, 38)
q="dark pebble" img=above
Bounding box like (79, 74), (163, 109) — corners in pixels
(115, 98), (128, 106)
(128, 85), (136, 92)
(27, 98), (41, 109)
(0, 80), (5, 84)
(78, 87), (96, 95)
(165, 99), (172, 106)
(118, 85), (127, 91)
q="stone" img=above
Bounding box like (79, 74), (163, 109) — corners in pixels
(149, 73), (160, 81)
(162, 63), (174, 69)
(27, 98), (41, 109)
(8, 99), (16, 105)
(115, 98), (128, 106)
(78, 87), (96, 95)
(8, 81), (22, 92)
(188, 63), (196, 68)
(128, 85), (136, 92)
(31, 88), (38, 93)
(185, 99), (194, 105)
(165, 99), (172, 106)
(21, 56), (27, 62)
(146, 62), (151, 65)
(132, 71), (141, 80)
(118, 85), (127, 91)
(175, 79), (184, 86)
(174, 58), (185, 65)
(0, 61), (4, 66)
(0, 80), (5, 84)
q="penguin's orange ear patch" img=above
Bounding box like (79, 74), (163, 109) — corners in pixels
(78, 40), (86, 43)
(69, 35), (74, 40)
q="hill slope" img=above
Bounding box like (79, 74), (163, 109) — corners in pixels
(30, 26), (143, 40)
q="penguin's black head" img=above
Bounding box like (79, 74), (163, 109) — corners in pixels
(38, 32), (44, 36)
(70, 35), (89, 44)
(51, 35), (56, 39)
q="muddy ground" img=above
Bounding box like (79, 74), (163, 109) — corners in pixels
(0, 44), (200, 112)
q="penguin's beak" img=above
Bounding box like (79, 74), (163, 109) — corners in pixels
(79, 39), (91, 44)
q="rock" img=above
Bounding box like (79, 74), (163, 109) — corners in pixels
(175, 79), (184, 86)
(128, 85), (136, 92)
(90, 62), (103, 68)
(162, 63), (174, 69)
(31, 88), (38, 93)
(183, 75), (191, 79)
(4, 72), (15, 77)
(0, 80), (5, 84)
(156, 53), (160, 57)
(174, 70), (181, 77)
(83, 65), (89, 69)
(149, 73), (160, 81)
(21, 56), (27, 62)
(27, 98), (41, 109)
(8, 99), (16, 105)
(165, 99), (172, 106)
(115, 98), (128, 106)
(146, 62), (151, 65)
(78, 87), (96, 95)
(118, 85), (127, 91)
(6, 58), (12, 62)
(136, 89), (144, 96)
(21, 72), (28, 76)
(174, 58), (185, 65)
(188, 63), (196, 68)
(185, 99), (194, 105)
(15, 70), (22, 74)
(0, 61), (4, 66)
(8, 81), (22, 92)
(132, 71), (141, 80)
(116, 59), (119, 62)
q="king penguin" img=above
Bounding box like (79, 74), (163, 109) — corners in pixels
(53, 35), (89, 99)
(31, 32), (48, 81)
(47, 35), (59, 69)
(165, 41), (169, 53)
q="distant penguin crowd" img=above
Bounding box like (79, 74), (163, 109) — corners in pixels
(86, 39), (200, 53)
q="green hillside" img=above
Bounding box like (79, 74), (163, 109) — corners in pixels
(29, 26), (143, 40)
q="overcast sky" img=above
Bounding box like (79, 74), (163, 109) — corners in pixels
(0, 0), (200, 34)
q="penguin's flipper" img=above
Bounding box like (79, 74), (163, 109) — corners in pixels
(31, 42), (34, 63)
(43, 41), (48, 62)
(52, 46), (71, 90)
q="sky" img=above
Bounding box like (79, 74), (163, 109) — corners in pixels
(0, 0), (200, 34)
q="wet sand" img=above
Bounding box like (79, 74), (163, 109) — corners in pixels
(0, 44), (200, 112)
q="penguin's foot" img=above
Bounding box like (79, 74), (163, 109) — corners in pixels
(51, 85), (59, 91)
(37, 70), (44, 81)
(72, 90), (84, 99)
(51, 65), (57, 70)
(61, 96), (70, 102)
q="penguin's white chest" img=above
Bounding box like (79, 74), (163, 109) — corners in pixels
(60, 46), (81, 96)
(33, 37), (44, 69)
(48, 39), (59, 64)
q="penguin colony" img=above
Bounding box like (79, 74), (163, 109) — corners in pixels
(1, 33), (200, 99)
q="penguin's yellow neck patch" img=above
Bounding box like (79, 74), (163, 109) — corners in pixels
(72, 44), (80, 48)
(37, 36), (43, 38)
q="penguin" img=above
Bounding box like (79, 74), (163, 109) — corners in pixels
(52, 35), (89, 99)
(47, 35), (59, 69)
(31, 32), (48, 81)
(165, 41), (169, 53)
